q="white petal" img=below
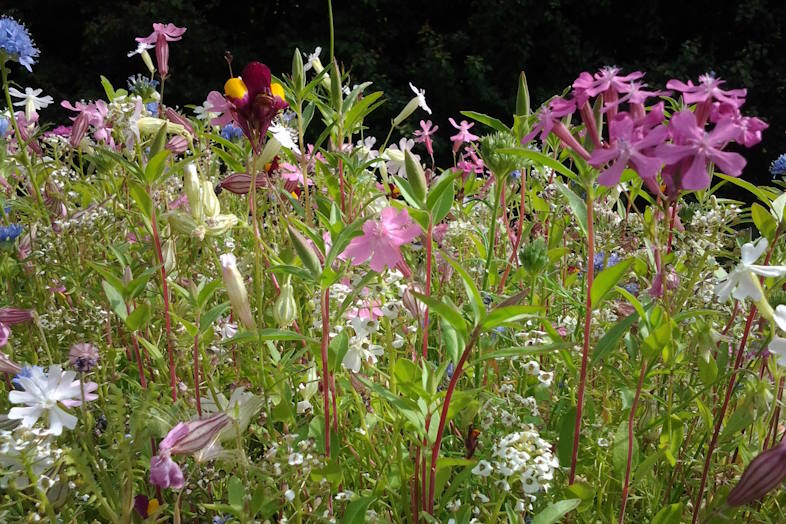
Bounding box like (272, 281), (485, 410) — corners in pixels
(741, 237), (768, 266)
(732, 271), (763, 301)
(715, 275), (737, 302)
(7, 406), (43, 427)
(773, 193), (786, 222)
(47, 407), (77, 436)
(748, 264), (786, 278)
(775, 305), (786, 332)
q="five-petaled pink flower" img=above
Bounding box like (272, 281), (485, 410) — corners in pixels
(136, 23), (187, 79)
(413, 120), (438, 161)
(448, 118), (479, 153)
(666, 74), (746, 125)
(342, 207), (422, 273)
(523, 97), (590, 160)
(656, 110), (746, 191)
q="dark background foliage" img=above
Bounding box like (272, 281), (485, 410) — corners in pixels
(5, 0), (786, 185)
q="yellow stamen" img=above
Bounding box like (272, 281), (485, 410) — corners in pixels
(147, 498), (160, 514)
(271, 82), (285, 100)
(224, 77), (248, 100)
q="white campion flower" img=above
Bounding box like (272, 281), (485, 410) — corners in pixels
(715, 238), (786, 303)
(342, 336), (383, 373)
(408, 82), (432, 114)
(8, 87), (53, 120)
(303, 46), (323, 73)
(8, 366), (98, 436)
(269, 122), (300, 154)
(391, 83), (431, 127)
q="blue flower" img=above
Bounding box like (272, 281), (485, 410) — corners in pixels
(593, 252), (621, 273)
(0, 117), (9, 138)
(145, 102), (159, 115)
(220, 124), (244, 141)
(0, 17), (39, 72)
(12, 365), (42, 388)
(0, 223), (22, 242)
(771, 154), (786, 178)
(509, 169), (522, 181)
(213, 516), (232, 524)
(623, 281), (640, 296)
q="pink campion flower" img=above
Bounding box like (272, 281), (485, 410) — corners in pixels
(611, 82), (670, 120)
(342, 207), (422, 273)
(573, 66), (644, 120)
(709, 102), (768, 147)
(62, 100), (114, 147)
(456, 146), (485, 180)
(165, 107), (194, 135)
(523, 97), (590, 160)
(727, 441), (786, 506)
(657, 110), (746, 190)
(448, 118), (479, 153)
(589, 113), (668, 186)
(666, 74), (746, 125)
(136, 23), (186, 79)
(165, 135), (189, 155)
(279, 162), (313, 193)
(413, 119), (438, 161)
(205, 91), (234, 127)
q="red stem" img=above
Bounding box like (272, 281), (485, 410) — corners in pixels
(319, 288), (331, 457)
(150, 204), (177, 401)
(619, 359), (647, 523)
(569, 192), (594, 484)
(666, 203), (677, 254)
(498, 169), (527, 292)
(421, 222), (433, 359)
(691, 306), (757, 524)
(193, 327), (202, 416)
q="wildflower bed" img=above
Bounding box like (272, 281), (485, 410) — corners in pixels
(2, 14), (786, 524)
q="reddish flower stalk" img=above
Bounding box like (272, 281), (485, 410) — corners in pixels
(666, 203), (678, 254)
(427, 327), (482, 513)
(421, 222), (433, 359)
(619, 359), (647, 523)
(193, 324), (201, 416)
(569, 191), (595, 484)
(150, 204), (177, 401)
(319, 288), (331, 457)
(498, 169), (527, 292)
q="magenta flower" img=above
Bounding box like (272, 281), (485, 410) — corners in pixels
(413, 119), (438, 160)
(149, 453), (184, 490)
(206, 90), (235, 127)
(523, 97), (590, 160)
(709, 102), (768, 147)
(573, 66), (644, 120)
(62, 100), (114, 148)
(448, 118), (479, 153)
(342, 207), (422, 273)
(667, 74), (746, 125)
(656, 110), (746, 191)
(456, 146), (485, 178)
(136, 23), (186, 79)
(589, 113), (667, 186)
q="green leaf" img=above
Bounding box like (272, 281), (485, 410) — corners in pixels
(612, 420), (638, 478)
(441, 319), (463, 366)
(391, 176), (423, 210)
(481, 305), (542, 330)
(327, 329), (349, 372)
(99, 75), (116, 100)
(531, 499), (581, 524)
(438, 250), (483, 324)
(136, 336), (163, 361)
(342, 496), (375, 524)
(102, 280), (128, 321)
(590, 258), (633, 308)
(554, 182), (587, 235)
(499, 148), (579, 182)
(475, 343), (569, 362)
(144, 149), (171, 186)
(257, 328), (308, 342)
(557, 407), (577, 466)
(227, 476), (244, 509)
(128, 182), (153, 219)
(591, 311), (638, 366)
(651, 503), (683, 524)
(200, 302), (230, 333)
(751, 202), (777, 241)
(344, 91), (384, 133)
(125, 302), (150, 331)
(324, 218), (364, 269)
(412, 292), (467, 337)
(715, 172), (774, 204)
(459, 110), (510, 133)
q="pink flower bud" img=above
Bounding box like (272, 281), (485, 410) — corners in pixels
(0, 308), (34, 325)
(160, 412), (232, 456)
(0, 347), (22, 375)
(165, 135), (189, 155)
(727, 442), (786, 506)
(218, 173), (268, 195)
(156, 32), (169, 79)
(69, 112), (89, 148)
(165, 107), (194, 135)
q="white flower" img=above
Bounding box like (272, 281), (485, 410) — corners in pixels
(537, 371), (554, 387)
(409, 82), (432, 114)
(303, 46), (323, 72)
(8, 87), (53, 120)
(715, 238), (786, 303)
(193, 100), (217, 121)
(284, 489), (295, 502)
(471, 459), (493, 477)
(349, 316), (378, 339)
(342, 336), (384, 373)
(521, 468), (542, 493)
(269, 122), (300, 154)
(288, 452), (304, 466)
(524, 360), (540, 375)
(8, 366), (98, 436)
(127, 42), (154, 57)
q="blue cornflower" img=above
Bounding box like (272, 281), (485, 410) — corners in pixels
(0, 17), (40, 72)
(593, 252), (621, 273)
(220, 124), (244, 141)
(145, 102), (159, 115)
(0, 117), (9, 138)
(0, 223), (22, 242)
(771, 154), (786, 178)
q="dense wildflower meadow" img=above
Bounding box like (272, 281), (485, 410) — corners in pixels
(4, 13), (786, 524)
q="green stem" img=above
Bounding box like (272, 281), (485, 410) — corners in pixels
(481, 178), (504, 290)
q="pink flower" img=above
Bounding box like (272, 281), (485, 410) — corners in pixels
(666, 74), (746, 125)
(448, 118), (479, 153)
(136, 23), (186, 79)
(709, 102), (768, 147)
(279, 162), (313, 192)
(342, 207), (422, 273)
(573, 66), (644, 120)
(0, 323), (9, 348)
(413, 120), (438, 160)
(149, 453), (184, 490)
(589, 112), (667, 186)
(206, 90), (234, 127)
(656, 110), (746, 190)
(523, 97), (590, 160)
(0, 307), (34, 325)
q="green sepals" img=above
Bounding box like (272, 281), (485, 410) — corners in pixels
(287, 225), (322, 281)
(404, 150), (427, 205)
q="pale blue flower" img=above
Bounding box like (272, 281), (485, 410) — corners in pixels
(0, 17), (39, 72)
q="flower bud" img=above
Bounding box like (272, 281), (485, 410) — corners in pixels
(164, 107), (194, 136)
(519, 237), (549, 275)
(201, 178), (220, 218)
(204, 214), (238, 237)
(141, 49), (156, 76)
(220, 253), (255, 329)
(167, 211), (199, 237)
(287, 225), (322, 280)
(402, 284), (426, 320)
(218, 173), (268, 195)
(404, 150), (427, 204)
(137, 117), (187, 136)
(69, 112), (89, 148)
(273, 277), (297, 327)
(155, 33), (169, 79)
(0, 307), (34, 325)
(183, 163), (203, 221)
(727, 441), (786, 506)
(162, 237), (176, 274)
(0, 348), (21, 374)
(392, 97), (421, 128)
(165, 135), (189, 155)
